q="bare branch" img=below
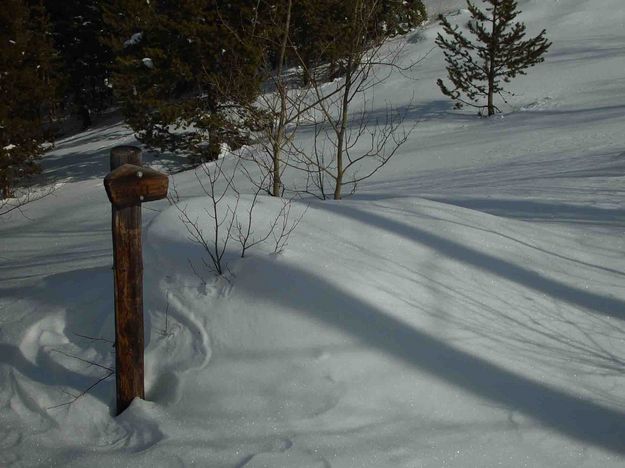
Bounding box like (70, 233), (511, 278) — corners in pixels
(0, 184), (56, 218)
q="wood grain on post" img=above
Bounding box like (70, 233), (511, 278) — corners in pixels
(105, 165), (170, 208)
(105, 146), (168, 416)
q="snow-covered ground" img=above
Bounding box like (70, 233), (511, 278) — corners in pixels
(2, 0), (625, 466)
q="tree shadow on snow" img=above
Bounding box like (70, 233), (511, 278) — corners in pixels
(547, 43), (625, 65)
(37, 120), (190, 186)
(315, 203), (625, 320)
(357, 149), (625, 227)
(238, 254), (625, 455)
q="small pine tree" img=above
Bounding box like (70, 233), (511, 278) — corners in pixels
(436, 0), (551, 116)
(0, 0), (58, 198)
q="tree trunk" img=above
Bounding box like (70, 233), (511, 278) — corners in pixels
(333, 59), (353, 200)
(302, 59), (312, 86)
(1, 183), (11, 199)
(272, 139), (282, 196)
(487, 2), (498, 117)
(333, 166), (343, 200)
(206, 121), (221, 162)
(329, 59), (337, 80)
(487, 79), (495, 116)
(271, 0), (292, 197)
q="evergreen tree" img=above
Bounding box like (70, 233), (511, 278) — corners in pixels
(45, 1), (113, 127)
(289, 0), (350, 80)
(104, 0), (263, 162)
(377, 0), (427, 36)
(436, 0), (551, 116)
(0, 0), (58, 198)
(290, 0), (426, 82)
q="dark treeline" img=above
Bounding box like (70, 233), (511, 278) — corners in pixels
(0, 0), (426, 198)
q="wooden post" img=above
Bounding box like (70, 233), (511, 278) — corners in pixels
(110, 145), (142, 169)
(105, 146), (168, 415)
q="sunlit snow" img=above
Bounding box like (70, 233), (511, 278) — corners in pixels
(1, 0), (625, 466)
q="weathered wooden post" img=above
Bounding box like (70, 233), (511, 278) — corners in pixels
(104, 146), (168, 415)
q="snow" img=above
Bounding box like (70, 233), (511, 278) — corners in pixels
(2, 0), (625, 466)
(123, 32), (143, 48)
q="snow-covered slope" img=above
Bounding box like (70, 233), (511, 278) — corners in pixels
(1, 0), (625, 466)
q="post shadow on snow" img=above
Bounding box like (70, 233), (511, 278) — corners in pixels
(312, 202), (625, 321)
(237, 255), (625, 454)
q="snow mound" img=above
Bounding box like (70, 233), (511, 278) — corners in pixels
(1, 0), (625, 465)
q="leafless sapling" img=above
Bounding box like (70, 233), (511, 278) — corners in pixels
(290, 0), (417, 200)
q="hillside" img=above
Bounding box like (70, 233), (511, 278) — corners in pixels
(1, 0), (625, 466)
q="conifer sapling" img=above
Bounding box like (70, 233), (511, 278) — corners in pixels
(436, 0), (551, 116)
